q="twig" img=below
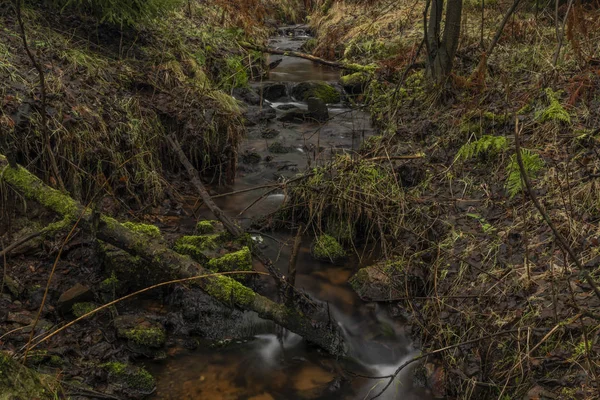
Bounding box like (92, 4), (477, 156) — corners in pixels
(286, 224), (303, 305)
(514, 118), (600, 302)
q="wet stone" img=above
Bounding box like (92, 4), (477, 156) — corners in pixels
(307, 97), (329, 122)
(244, 106), (277, 126)
(261, 128), (280, 138)
(259, 83), (288, 102)
(277, 104), (298, 110)
(278, 109), (311, 123)
(268, 142), (293, 154)
(58, 283), (93, 314)
(7, 311), (33, 325)
(233, 87), (261, 105)
(241, 151), (262, 165)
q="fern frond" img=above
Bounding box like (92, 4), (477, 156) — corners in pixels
(455, 135), (508, 162)
(505, 149), (545, 198)
(536, 88), (571, 124)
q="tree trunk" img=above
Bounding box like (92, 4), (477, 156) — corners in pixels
(425, 0), (464, 82)
(0, 154), (346, 355)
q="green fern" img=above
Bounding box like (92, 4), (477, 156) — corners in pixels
(536, 88), (571, 124)
(455, 135), (508, 162)
(505, 149), (545, 198)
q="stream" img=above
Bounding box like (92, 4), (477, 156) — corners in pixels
(148, 27), (431, 400)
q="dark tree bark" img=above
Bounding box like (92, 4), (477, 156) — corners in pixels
(425, 0), (464, 83)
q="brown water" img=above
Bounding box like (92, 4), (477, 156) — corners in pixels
(148, 27), (431, 400)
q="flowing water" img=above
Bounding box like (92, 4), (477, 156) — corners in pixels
(148, 27), (431, 400)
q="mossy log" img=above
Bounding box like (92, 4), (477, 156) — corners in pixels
(241, 42), (376, 73)
(0, 154), (345, 355)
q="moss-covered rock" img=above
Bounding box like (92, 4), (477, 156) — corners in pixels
(311, 235), (346, 263)
(291, 81), (341, 103)
(207, 246), (253, 273)
(114, 315), (166, 348)
(101, 362), (155, 392)
(122, 222), (161, 238)
(101, 244), (159, 291)
(72, 302), (97, 318)
(340, 72), (370, 95)
(0, 352), (54, 399)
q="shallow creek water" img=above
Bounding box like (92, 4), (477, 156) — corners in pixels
(148, 27), (430, 400)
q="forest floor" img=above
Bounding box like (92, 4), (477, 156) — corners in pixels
(297, 1), (600, 399)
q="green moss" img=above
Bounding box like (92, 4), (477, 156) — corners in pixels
(204, 275), (256, 306)
(0, 157), (79, 218)
(100, 273), (119, 290)
(123, 327), (166, 348)
(536, 88), (571, 124)
(72, 302), (97, 317)
(293, 82), (341, 103)
(101, 362), (155, 392)
(340, 72), (370, 87)
(122, 222), (161, 238)
(175, 234), (222, 251)
(196, 220), (219, 234)
(173, 243), (209, 263)
(349, 268), (367, 293)
(0, 351), (53, 399)
(208, 246), (252, 272)
(312, 234), (346, 262)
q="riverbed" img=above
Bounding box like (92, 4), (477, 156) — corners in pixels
(148, 26), (430, 400)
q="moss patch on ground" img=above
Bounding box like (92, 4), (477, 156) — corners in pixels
(101, 362), (155, 392)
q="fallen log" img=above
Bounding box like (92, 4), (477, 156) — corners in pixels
(0, 154), (345, 355)
(166, 134), (289, 290)
(240, 42), (376, 73)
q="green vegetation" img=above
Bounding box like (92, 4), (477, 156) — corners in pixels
(122, 222), (161, 238)
(292, 81), (341, 103)
(207, 246), (252, 272)
(50, 0), (182, 25)
(101, 362), (155, 392)
(455, 135), (508, 162)
(536, 88), (571, 124)
(196, 220), (219, 234)
(122, 327), (166, 348)
(72, 302), (97, 317)
(311, 234), (346, 262)
(505, 149), (545, 198)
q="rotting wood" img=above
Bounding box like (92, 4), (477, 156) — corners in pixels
(0, 154), (346, 355)
(240, 42), (376, 72)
